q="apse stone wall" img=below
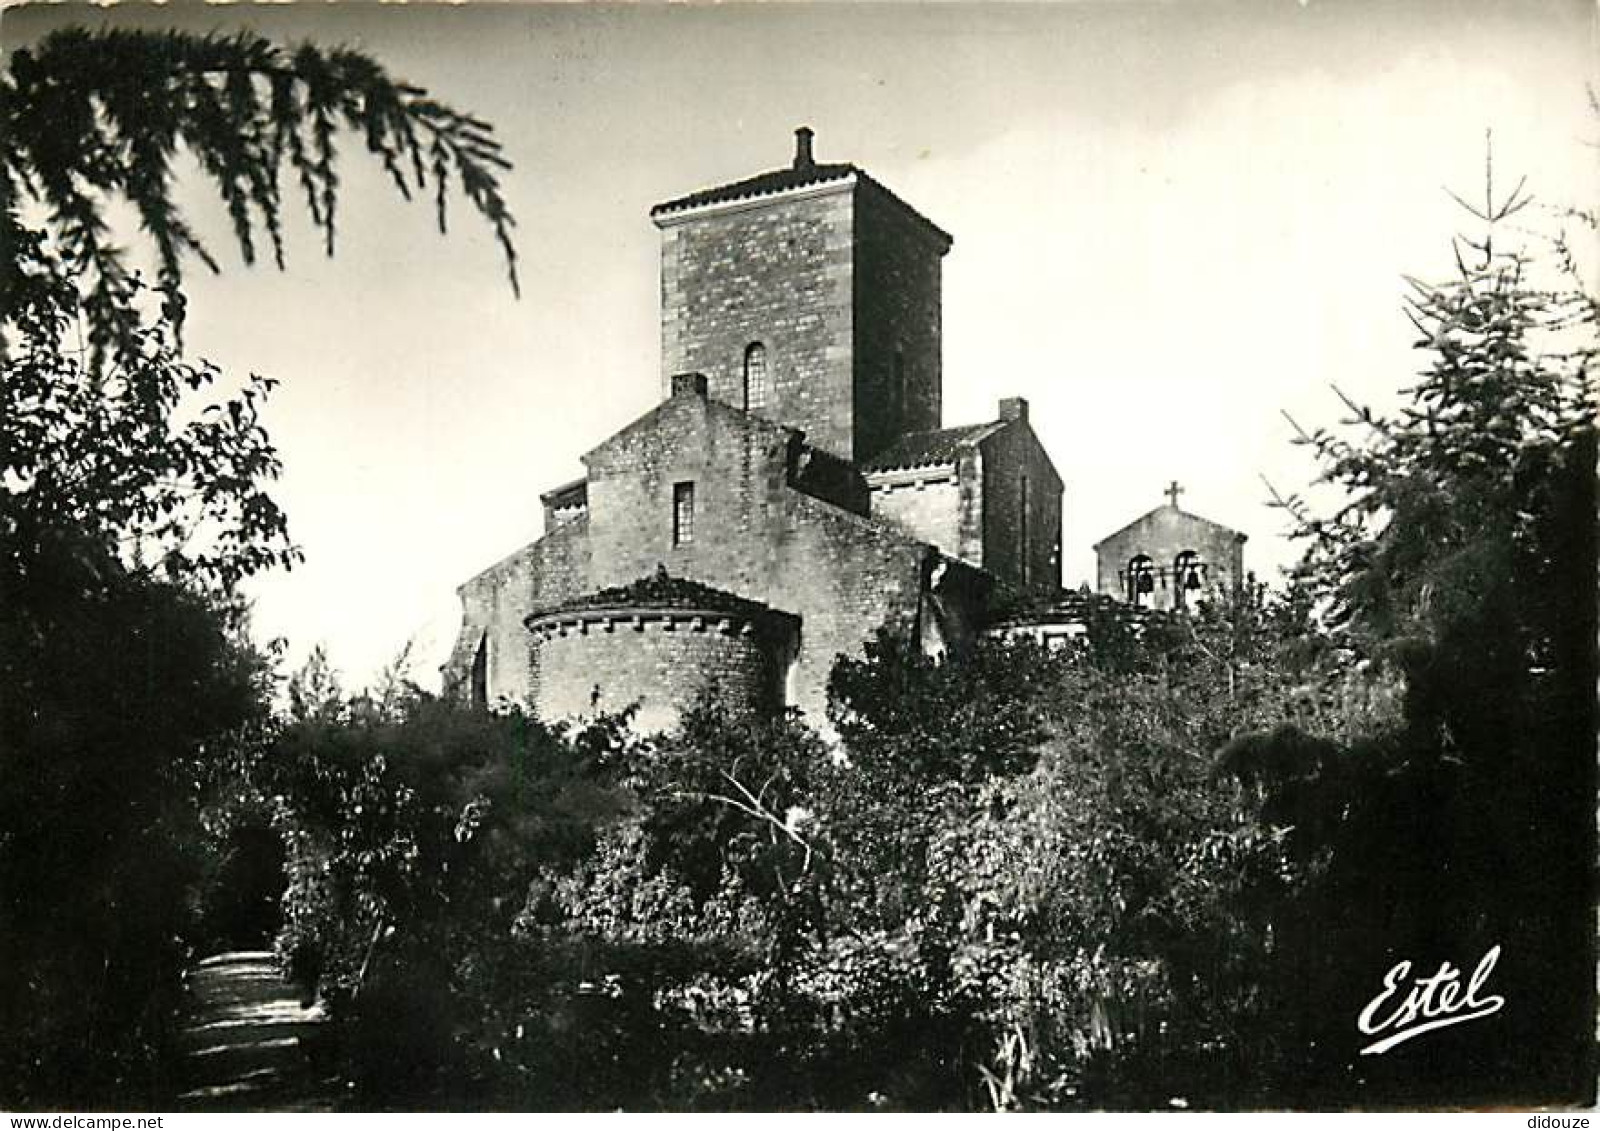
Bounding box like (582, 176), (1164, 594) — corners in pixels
(526, 607), (793, 734)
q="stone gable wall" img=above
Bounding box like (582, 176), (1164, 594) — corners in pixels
(853, 182), (945, 460)
(979, 422), (1065, 592)
(867, 466), (970, 567)
(582, 393), (930, 721)
(585, 395), (794, 591)
(1094, 507), (1245, 610)
(658, 186), (856, 458)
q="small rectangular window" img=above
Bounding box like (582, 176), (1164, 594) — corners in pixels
(673, 481), (695, 545)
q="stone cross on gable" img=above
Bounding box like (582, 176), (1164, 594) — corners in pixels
(1165, 480), (1184, 508)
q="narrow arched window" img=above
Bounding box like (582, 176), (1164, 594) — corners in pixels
(1126, 554), (1155, 607)
(673, 481), (695, 545)
(743, 342), (768, 411)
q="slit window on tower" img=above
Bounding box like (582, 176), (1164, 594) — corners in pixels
(673, 481), (695, 546)
(469, 632), (488, 708)
(1019, 475), (1030, 586)
(892, 350), (907, 423)
(744, 342), (768, 411)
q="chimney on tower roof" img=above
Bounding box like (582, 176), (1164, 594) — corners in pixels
(793, 126), (815, 170)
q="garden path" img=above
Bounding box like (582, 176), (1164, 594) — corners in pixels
(174, 951), (340, 1111)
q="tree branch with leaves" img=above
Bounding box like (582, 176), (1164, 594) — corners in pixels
(2, 26), (520, 365)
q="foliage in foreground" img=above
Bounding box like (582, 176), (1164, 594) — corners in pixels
(1, 22), (527, 1104)
(0, 522), (272, 1107)
(0, 230), (290, 1106)
(1254, 166), (1597, 1104)
(266, 595), (1327, 1110)
(263, 163), (1597, 1111)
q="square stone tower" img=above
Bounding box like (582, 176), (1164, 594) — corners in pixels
(450, 129), (1071, 723)
(651, 127), (953, 463)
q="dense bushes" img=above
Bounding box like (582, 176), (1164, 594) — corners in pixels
(0, 520), (272, 1106)
(2, 239), (286, 1107)
(261, 599), (1324, 1110)
(267, 326), (1595, 1107)
(2, 28), (521, 1100)
(1247, 173), (1597, 1105)
(245, 669), (635, 1105)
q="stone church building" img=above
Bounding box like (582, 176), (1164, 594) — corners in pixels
(446, 128), (1064, 730)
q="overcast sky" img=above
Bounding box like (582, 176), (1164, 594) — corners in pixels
(7, 1), (1596, 690)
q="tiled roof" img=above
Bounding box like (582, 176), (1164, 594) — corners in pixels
(651, 162), (859, 218)
(540, 477), (587, 509)
(861, 422), (1007, 473)
(528, 567), (781, 622)
(650, 136), (952, 250)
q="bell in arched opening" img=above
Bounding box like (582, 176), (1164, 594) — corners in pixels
(1174, 549), (1205, 607)
(1126, 554), (1156, 606)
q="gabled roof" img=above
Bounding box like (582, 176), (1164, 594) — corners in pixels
(861, 421), (1007, 474)
(651, 162), (858, 218)
(1092, 503), (1247, 552)
(583, 385), (795, 467)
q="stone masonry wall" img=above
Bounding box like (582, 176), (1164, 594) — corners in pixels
(657, 185), (856, 458)
(529, 615), (782, 735)
(868, 469), (967, 566)
(452, 518), (591, 706)
(853, 180), (946, 461)
(979, 421), (1064, 592)
(780, 493), (931, 717)
(583, 389), (931, 721)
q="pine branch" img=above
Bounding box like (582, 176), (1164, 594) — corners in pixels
(2, 27), (522, 357)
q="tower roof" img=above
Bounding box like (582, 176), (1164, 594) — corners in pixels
(650, 126), (952, 250)
(650, 159), (858, 218)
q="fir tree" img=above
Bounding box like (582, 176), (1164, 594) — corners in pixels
(1273, 144), (1595, 657)
(1262, 148), (1597, 1103)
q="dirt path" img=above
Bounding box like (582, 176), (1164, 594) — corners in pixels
(174, 951), (341, 1111)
